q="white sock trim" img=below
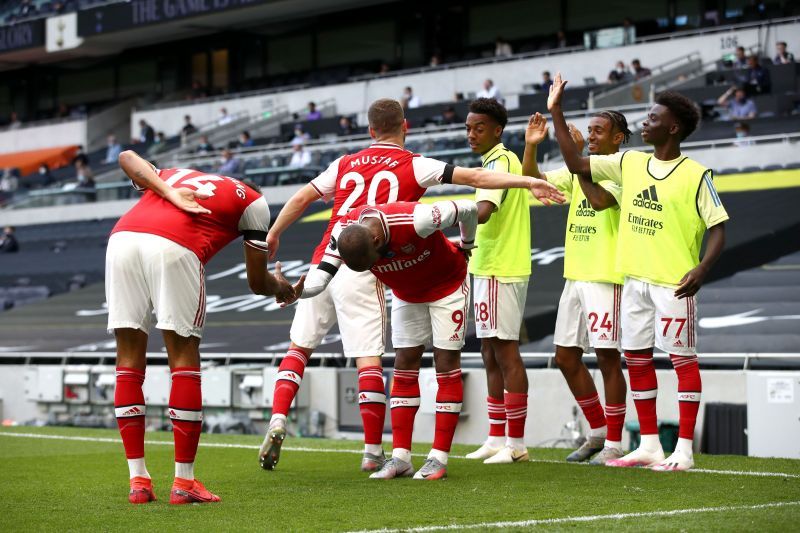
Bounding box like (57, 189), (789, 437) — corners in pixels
(364, 443), (383, 456)
(175, 461), (194, 480)
(392, 448), (412, 463)
(127, 458), (149, 479)
(427, 448), (449, 465)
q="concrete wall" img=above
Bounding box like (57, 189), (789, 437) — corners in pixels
(131, 22), (800, 137)
(0, 364), (748, 452)
(0, 119), (86, 154)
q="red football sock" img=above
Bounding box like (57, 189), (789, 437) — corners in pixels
(272, 348), (309, 417)
(671, 354), (702, 440)
(605, 403), (626, 442)
(114, 367), (146, 459)
(358, 366), (386, 446)
(575, 392), (606, 430)
(433, 369), (463, 453)
(625, 352), (658, 435)
(504, 391), (528, 439)
(487, 395), (506, 437)
(390, 369), (420, 451)
(169, 367), (203, 464)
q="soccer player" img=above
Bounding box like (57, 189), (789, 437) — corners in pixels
(521, 111), (630, 465)
(547, 73), (728, 471)
(462, 98), (531, 464)
(108, 150), (298, 504)
(259, 98), (564, 473)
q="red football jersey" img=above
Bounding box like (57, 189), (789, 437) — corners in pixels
(112, 168), (270, 264)
(338, 202), (467, 303)
(308, 142), (452, 264)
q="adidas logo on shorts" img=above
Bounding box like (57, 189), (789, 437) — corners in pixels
(673, 339), (684, 347)
(598, 333), (609, 340)
(575, 198), (596, 217)
(449, 333), (461, 342)
(633, 185), (663, 211)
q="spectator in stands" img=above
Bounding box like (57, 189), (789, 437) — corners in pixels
(379, 63), (391, 74)
(537, 71), (554, 93)
(38, 164), (55, 187)
(555, 30), (568, 48)
(138, 119), (155, 144)
(622, 18), (635, 45)
(0, 168), (19, 192)
(190, 80), (207, 100)
(718, 86), (757, 119)
(607, 61), (632, 84)
(218, 107), (233, 126)
(429, 54), (442, 67)
(238, 130), (254, 149)
(741, 55), (771, 94)
(18, 0), (35, 17)
(773, 42), (795, 64)
(291, 125), (311, 145)
(306, 102), (322, 121)
(182, 115), (197, 136)
(75, 160), (94, 186)
(72, 145), (89, 166)
(288, 143), (311, 168)
(147, 132), (168, 156)
(732, 46), (747, 68)
(631, 59), (652, 80)
(734, 122), (754, 146)
(104, 135), (122, 164)
(454, 92), (465, 102)
(218, 149), (240, 175)
(0, 226), (19, 253)
(440, 106), (461, 125)
(338, 116), (355, 136)
(196, 135), (214, 154)
(56, 103), (70, 118)
(477, 79), (503, 103)
(495, 36), (513, 57)
(8, 111), (21, 129)
(401, 86), (421, 109)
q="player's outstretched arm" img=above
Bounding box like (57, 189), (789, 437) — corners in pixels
(266, 184), (321, 260)
(675, 222), (725, 299)
(547, 73), (591, 177)
(451, 167), (565, 205)
(243, 245), (300, 302)
(118, 150), (211, 214)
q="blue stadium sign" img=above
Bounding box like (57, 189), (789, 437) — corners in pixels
(0, 20), (45, 52)
(78, 0), (264, 36)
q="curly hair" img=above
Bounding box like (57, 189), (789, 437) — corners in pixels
(655, 91), (700, 141)
(593, 110), (632, 144)
(468, 98), (508, 128)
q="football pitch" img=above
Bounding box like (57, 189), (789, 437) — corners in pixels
(1, 427), (798, 532)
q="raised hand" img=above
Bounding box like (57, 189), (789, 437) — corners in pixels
(167, 187), (211, 214)
(525, 112), (549, 146)
(547, 72), (568, 111)
(567, 123), (586, 153)
(529, 177), (566, 206)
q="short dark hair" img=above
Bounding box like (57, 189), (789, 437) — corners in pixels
(338, 224), (374, 272)
(240, 178), (261, 194)
(593, 110), (632, 144)
(241, 130), (250, 138)
(655, 90), (700, 141)
(368, 98), (405, 136)
(468, 98), (508, 128)
(777, 41), (787, 47)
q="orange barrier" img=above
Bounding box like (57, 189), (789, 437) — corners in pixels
(0, 145), (79, 175)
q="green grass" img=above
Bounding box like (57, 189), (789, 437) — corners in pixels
(1, 427), (799, 532)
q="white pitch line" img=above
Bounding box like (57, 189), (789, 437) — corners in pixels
(345, 501), (800, 533)
(1, 431), (798, 480)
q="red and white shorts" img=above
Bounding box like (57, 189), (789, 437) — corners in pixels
(106, 231), (205, 338)
(553, 280), (622, 351)
(391, 277), (470, 351)
(473, 276), (528, 341)
(621, 277), (698, 356)
(290, 264), (387, 358)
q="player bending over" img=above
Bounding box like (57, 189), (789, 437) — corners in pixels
(108, 151), (298, 504)
(259, 98), (563, 473)
(548, 73), (728, 471)
(522, 111), (630, 464)
(462, 98), (532, 464)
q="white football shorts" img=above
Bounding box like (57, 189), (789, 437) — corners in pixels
(290, 264), (386, 357)
(106, 231), (205, 338)
(391, 277), (470, 351)
(473, 276), (528, 341)
(553, 279), (622, 352)
(621, 277), (698, 356)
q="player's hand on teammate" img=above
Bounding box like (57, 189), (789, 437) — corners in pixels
(167, 187), (212, 215)
(528, 177), (566, 206)
(265, 232), (280, 261)
(567, 123), (586, 153)
(547, 72), (567, 111)
(525, 113), (549, 145)
(675, 265), (708, 299)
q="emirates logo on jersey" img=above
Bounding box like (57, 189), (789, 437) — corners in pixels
(374, 249), (431, 273)
(400, 243), (416, 254)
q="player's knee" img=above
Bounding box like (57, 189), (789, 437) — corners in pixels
(554, 348), (581, 372)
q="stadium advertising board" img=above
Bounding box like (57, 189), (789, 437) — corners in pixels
(78, 0), (263, 36)
(0, 20), (45, 52)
